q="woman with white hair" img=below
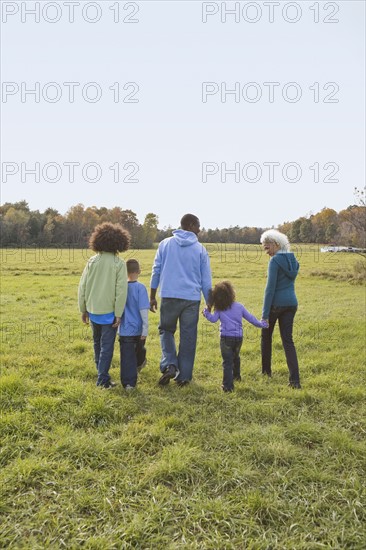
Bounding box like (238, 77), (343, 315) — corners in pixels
(260, 229), (301, 388)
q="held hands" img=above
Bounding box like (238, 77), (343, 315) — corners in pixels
(261, 319), (269, 329)
(202, 302), (212, 317)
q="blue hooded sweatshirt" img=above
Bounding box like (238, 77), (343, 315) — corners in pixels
(262, 252), (299, 319)
(150, 229), (212, 303)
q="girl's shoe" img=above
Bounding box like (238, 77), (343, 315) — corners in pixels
(176, 380), (189, 387)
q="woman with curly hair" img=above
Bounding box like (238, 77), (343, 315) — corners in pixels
(260, 229), (301, 389)
(203, 281), (267, 392)
(78, 222), (130, 389)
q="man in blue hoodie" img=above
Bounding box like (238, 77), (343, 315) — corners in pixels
(150, 214), (212, 386)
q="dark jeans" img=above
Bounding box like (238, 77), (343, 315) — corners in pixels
(261, 306), (300, 385)
(220, 336), (243, 391)
(119, 336), (146, 388)
(90, 321), (117, 386)
(159, 298), (200, 382)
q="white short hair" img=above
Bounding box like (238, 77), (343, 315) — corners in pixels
(260, 229), (290, 251)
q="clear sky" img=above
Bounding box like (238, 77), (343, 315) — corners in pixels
(1, 0), (365, 229)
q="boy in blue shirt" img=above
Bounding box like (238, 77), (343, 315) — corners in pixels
(119, 259), (150, 390)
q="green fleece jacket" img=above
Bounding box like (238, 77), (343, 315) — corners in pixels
(78, 252), (128, 316)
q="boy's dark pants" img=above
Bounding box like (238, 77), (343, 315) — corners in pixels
(220, 336), (243, 391)
(119, 336), (146, 388)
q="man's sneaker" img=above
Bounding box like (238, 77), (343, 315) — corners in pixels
(125, 385), (136, 392)
(137, 359), (147, 373)
(158, 365), (179, 386)
(233, 375), (242, 382)
(222, 385), (234, 393)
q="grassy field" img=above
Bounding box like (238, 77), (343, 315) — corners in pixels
(1, 245), (365, 549)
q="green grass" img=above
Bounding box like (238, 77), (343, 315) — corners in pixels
(0, 246), (365, 548)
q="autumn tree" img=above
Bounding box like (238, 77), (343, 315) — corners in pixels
(311, 208), (338, 243)
(142, 213), (159, 248)
(299, 218), (313, 243)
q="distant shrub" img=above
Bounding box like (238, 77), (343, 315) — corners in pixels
(353, 259), (366, 282)
(310, 259), (366, 285)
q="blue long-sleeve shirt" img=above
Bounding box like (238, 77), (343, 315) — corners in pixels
(203, 302), (267, 337)
(150, 229), (212, 303)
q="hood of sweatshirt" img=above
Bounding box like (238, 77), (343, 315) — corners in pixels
(172, 229), (198, 247)
(272, 252), (299, 280)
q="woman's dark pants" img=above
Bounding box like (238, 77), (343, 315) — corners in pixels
(261, 306), (300, 385)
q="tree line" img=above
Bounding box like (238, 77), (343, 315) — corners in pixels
(0, 200), (365, 248)
(0, 202), (159, 249)
(278, 204), (365, 248)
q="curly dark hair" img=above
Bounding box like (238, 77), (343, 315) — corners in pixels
(89, 222), (130, 253)
(211, 280), (235, 311)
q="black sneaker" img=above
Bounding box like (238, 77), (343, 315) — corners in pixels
(288, 382), (301, 389)
(233, 375), (242, 382)
(158, 365), (179, 386)
(222, 385), (234, 393)
(100, 381), (117, 389)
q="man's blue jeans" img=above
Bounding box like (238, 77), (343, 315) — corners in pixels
(90, 321), (117, 386)
(119, 336), (146, 388)
(158, 298), (200, 382)
(220, 336), (243, 391)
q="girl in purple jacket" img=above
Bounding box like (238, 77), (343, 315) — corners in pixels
(203, 281), (267, 392)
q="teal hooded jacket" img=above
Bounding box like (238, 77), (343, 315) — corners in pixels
(262, 252), (299, 319)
